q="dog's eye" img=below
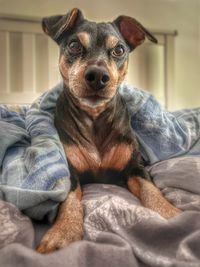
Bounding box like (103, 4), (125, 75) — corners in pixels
(111, 44), (125, 57)
(68, 41), (82, 54)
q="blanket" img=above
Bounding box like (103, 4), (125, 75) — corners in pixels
(1, 156), (200, 267)
(0, 82), (200, 220)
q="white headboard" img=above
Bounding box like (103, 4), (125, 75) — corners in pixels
(0, 15), (60, 104)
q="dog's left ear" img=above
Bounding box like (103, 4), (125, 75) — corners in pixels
(114, 16), (157, 50)
(42, 8), (84, 44)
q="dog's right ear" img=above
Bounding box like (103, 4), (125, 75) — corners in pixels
(42, 8), (83, 44)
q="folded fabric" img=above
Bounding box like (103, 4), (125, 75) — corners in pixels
(121, 85), (200, 163)
(0, 82), (199, 220)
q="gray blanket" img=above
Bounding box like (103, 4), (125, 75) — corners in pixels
(1, 82), (200, 221)
(1, 156), (200, 267)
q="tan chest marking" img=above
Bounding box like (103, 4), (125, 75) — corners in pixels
(64, 143), (133, 173)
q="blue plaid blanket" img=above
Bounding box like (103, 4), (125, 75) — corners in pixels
(0, 82), (200, 220)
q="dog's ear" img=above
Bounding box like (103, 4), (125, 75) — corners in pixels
(42, 8), (83, 44)
(114, 16), (157, 50)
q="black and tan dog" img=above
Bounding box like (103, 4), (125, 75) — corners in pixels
(37, 8), (181, 253)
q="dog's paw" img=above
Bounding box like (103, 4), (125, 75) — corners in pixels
(37, 230), (69, 254)
(36, 227), (83, 254)
(164, 205), (182, 219)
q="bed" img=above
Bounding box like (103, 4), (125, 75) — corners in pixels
(0, 82), (200, 267)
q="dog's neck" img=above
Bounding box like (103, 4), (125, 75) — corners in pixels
(63, 87), (111, 119)
(55, 84), (130, 154)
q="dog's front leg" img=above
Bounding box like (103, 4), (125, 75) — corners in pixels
(127, 176), (181, 219)
(37, 184), (83, 253)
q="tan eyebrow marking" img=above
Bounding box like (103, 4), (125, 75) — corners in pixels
(105, 35), (119, 49)
(77, 32), (91, 48)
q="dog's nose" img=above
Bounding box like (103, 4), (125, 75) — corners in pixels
(85, 66), (110, 90)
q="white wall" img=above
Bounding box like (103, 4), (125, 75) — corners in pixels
(0, 0), (199, 110)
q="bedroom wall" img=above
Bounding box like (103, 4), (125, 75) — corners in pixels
(0, 0), (199, 110)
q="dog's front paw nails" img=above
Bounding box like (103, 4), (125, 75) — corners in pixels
(165, 205), (182, 219)
(37, 230), (70, 254)
(37, 223), (84, 254)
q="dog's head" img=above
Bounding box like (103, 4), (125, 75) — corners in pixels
(42, 8), (157, 110)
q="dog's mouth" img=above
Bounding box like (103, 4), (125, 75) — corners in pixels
(80, 95), (110, 107)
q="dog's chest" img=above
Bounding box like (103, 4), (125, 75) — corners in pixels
(64, 142), (134, 173)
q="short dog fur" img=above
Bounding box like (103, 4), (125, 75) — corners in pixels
(37, 8), (181, 253)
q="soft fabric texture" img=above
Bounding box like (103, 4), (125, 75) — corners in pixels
(0, 82), (200, 220)
(0, 200), (34, 250)
(1, 156), (200, 266)
(1, 85), (200, 266)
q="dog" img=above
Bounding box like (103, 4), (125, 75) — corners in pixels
(37, 8), (181, 253)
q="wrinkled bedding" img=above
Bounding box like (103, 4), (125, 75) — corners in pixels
(1, 156), (200, 267)
(0, 83), (200, 266)
(0, 82), (200, 220)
